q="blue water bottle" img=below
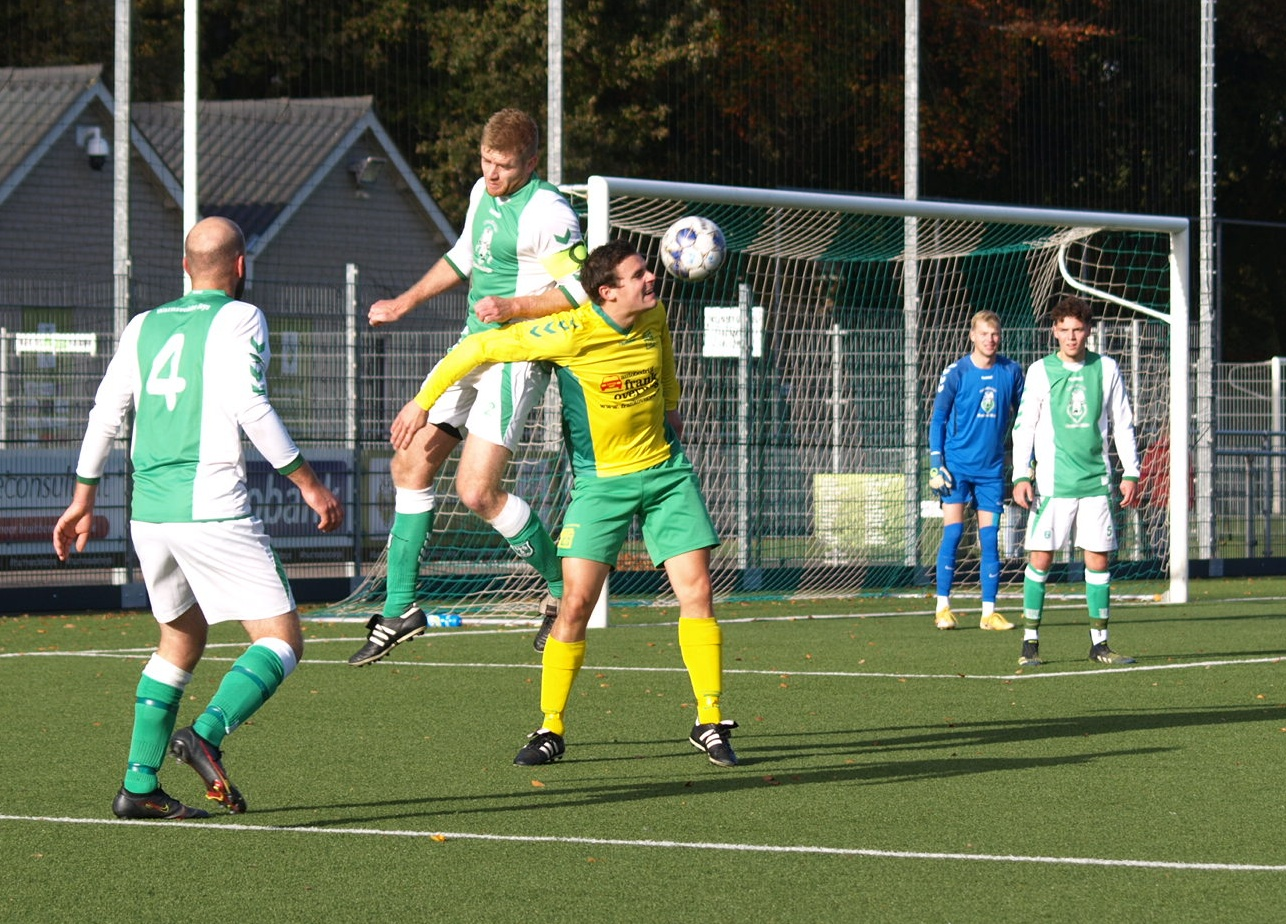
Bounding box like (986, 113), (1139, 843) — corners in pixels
(426, 612), (462, 627)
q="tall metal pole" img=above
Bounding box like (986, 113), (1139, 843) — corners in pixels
(902, 0), (921, 569)
(183, 0), (200, 284)
(1195, 0), (1216, 560)
(113, 0), (131, 342)
(546, 0), (563, 185)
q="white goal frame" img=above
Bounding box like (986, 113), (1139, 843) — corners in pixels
(581, 176), (1192, 605)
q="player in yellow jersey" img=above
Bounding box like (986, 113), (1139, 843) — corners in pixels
(390, 239), (737, 767)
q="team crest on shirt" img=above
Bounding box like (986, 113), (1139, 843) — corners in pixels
(978, 386), (997, 417)
(475, 223), (496, 269)
(1067, 384), (1088, 425)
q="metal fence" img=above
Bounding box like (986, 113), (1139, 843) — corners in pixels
(1213, 359), (1286, 558)
(5, 280), (1283, 602)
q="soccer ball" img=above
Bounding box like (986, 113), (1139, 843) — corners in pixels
(659, 216), (726, 282)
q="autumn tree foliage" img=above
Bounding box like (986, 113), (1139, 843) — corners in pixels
(3, 1), (1284, 357)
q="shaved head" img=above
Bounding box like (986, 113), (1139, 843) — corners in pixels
(183, 217), (246, 296)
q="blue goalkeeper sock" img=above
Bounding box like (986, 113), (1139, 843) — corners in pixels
(936, 522), (964, 599)
(979, 525), (1001, 605)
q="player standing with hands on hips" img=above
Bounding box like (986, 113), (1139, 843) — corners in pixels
(347, 108), (586, 666)
(1010, 295), (1141, 667)
(53, 217), (343, 819)
(928, 310), (1024, 631)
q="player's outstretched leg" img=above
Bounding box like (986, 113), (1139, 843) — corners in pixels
(349, 489), (433, 665)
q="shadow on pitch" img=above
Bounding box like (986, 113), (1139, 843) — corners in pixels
(272, 702), (1277, 826)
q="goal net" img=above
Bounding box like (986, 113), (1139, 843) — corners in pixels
(321, 178), (1188, 620)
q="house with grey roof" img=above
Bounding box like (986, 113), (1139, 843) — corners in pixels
(0, 64), (183, 334)
(0, 64), (462, 337)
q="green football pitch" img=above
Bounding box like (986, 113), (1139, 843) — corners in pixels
(2, 577), (1284, 923)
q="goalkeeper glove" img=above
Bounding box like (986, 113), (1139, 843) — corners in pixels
(928, 463), (954, 497)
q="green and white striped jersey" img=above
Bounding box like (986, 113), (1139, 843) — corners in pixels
(75, 290), (302, 522)
(444, 175), (587, 334)
(1011, 350), (1140, 499)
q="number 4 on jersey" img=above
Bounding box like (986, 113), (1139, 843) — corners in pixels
(146, 333), (188, 411)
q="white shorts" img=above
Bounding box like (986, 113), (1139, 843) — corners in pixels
(427, 358), (550, 452)
(1024, 495), (1117, 553)
(131, 517), (295, 624)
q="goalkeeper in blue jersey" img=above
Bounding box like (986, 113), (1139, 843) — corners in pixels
(928, 311), (1025, 631)
(390, 239), (736, 769)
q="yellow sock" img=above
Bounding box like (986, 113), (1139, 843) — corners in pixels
(679, 616), (723, 725)
(539, 637), (585, 737)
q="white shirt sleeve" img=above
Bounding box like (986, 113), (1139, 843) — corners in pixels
(213, 302), (301, 471)
(1104, 357), (1141, 479)
(444, 179), (486, 277)
(76, 315), (144, 480)
(1010, 359), (1045, 482)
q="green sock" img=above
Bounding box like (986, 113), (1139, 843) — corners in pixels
(1086, 568), (1111, 621)
(193, 644), (287, 747)
(124, 675), (185, 794)
(1023, 565), (1048, 629)
(510, 511), (564, 598)
(383, 509), (433, 619)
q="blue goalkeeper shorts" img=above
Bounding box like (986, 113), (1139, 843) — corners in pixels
(941, 475), (1004, 516)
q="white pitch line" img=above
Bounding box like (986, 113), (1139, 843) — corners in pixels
(0, 813), (1281, 873)
(2, 644), (1280, 682)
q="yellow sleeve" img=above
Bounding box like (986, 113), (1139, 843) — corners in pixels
(413, 311), (584, 411)
(657, 307), (681, 412)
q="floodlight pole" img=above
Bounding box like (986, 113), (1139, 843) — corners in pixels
(113, 0), (131, 344)
(183, 0), (200, 290)
(547, 0), (563, 185)
(903, 0), (921, 569)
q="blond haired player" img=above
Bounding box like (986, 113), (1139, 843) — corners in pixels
(390, 240), (737, 768)
(348, 108), (586, 665)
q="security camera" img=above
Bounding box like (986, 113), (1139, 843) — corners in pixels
(87, 134), (109, 171)
(76, 126), (110, 171)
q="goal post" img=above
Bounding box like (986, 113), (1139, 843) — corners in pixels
(579, 176), (1190, 605)
(320, 177), (1190, 624)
